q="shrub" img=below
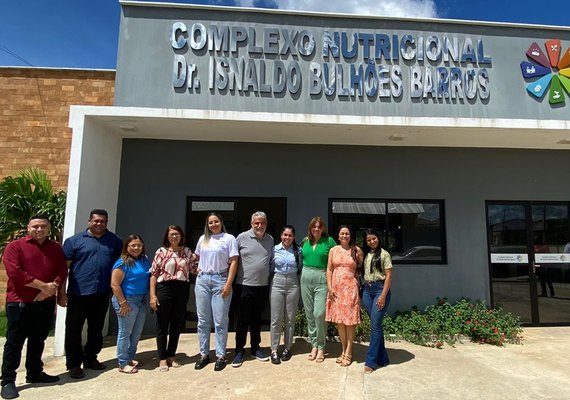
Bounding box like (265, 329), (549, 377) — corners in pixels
(294, 307), (308, 337)
(462, 301), (523, 345)
(355, 309), (371, 342)
(294, 307), (370, 342)
(0, 312), (6, 337)
(382, 297), (523, 347)
(294, 297), (523, 348)
(0, 168), (66, 255)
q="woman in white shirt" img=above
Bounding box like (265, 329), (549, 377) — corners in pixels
(193, 213), (238, 372)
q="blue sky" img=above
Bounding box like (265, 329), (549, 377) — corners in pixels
(0, 0), (568, 69)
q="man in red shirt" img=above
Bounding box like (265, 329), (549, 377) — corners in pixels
(0, 215), (67, 400)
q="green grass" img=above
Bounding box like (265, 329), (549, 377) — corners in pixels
(0, 312), (6, 337)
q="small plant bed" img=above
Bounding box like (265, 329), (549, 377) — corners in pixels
(382, 298), (523, 348)
(294, 297), (523, 348)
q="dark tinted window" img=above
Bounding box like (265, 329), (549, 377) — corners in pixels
(331, 199), (446, 264)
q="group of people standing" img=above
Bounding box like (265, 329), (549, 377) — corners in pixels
(1, 209), (124, 399)
(301, 218), (393, 374)
(0, 209), (393, 399)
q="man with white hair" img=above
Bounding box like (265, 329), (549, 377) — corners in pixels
(232, 211), (274, 367)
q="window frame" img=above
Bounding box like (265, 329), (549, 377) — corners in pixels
(328, 197), (447, 265)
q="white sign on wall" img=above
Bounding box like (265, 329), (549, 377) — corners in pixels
(535, 253), (570, 264)
(490, 253), (529, 264)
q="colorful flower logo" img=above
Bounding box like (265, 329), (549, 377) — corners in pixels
(520, 40), (570, 105)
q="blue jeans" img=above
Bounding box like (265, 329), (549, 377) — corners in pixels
(195, 272), (231, 359)
(112, 294), (148, 368)
(362, 282), (391, 369)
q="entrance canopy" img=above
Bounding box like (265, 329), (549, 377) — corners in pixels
(64, 104), (570, 240)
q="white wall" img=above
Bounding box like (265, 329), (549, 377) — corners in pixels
(54, 109), (123, 356)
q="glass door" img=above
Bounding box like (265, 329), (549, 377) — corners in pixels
(531, 205), (570, 324)
(487, 204), (534, 324)
(487, 202), (570, 326)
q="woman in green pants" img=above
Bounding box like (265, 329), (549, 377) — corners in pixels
(300, 216), (337, 363)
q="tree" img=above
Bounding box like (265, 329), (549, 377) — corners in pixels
(0, 168), (66, 255)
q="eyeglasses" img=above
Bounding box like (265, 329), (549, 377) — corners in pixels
(128, 244), (144, 248)
(168, 233), (181, 237)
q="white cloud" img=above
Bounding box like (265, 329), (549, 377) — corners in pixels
(238, 0), (438, 19)
(234, 0), (256, 7)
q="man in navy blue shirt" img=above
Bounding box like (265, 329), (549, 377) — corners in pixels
(63, 209), (122, 379)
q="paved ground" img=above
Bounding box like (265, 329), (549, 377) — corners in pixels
(1, 327), (569, 400)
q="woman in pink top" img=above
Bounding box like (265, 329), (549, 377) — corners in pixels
(150, 225), (197, 372)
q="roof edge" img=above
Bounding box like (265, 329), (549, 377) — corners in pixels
(0, 66), (116, 73)
(119, 0), (570, 32)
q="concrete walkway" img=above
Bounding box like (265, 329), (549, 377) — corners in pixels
(1, 327), (569, 400)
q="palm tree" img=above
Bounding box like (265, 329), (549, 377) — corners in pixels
(0, 168), (66, 255)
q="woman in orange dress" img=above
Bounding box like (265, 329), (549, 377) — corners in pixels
(325, 225), (363, 367)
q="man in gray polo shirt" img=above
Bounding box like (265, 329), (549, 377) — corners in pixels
(232, 211), (274, 367)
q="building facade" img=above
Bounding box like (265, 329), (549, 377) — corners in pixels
(56, 1), (570, 349)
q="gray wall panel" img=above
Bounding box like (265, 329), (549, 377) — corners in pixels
(115, 139), (570, 313)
